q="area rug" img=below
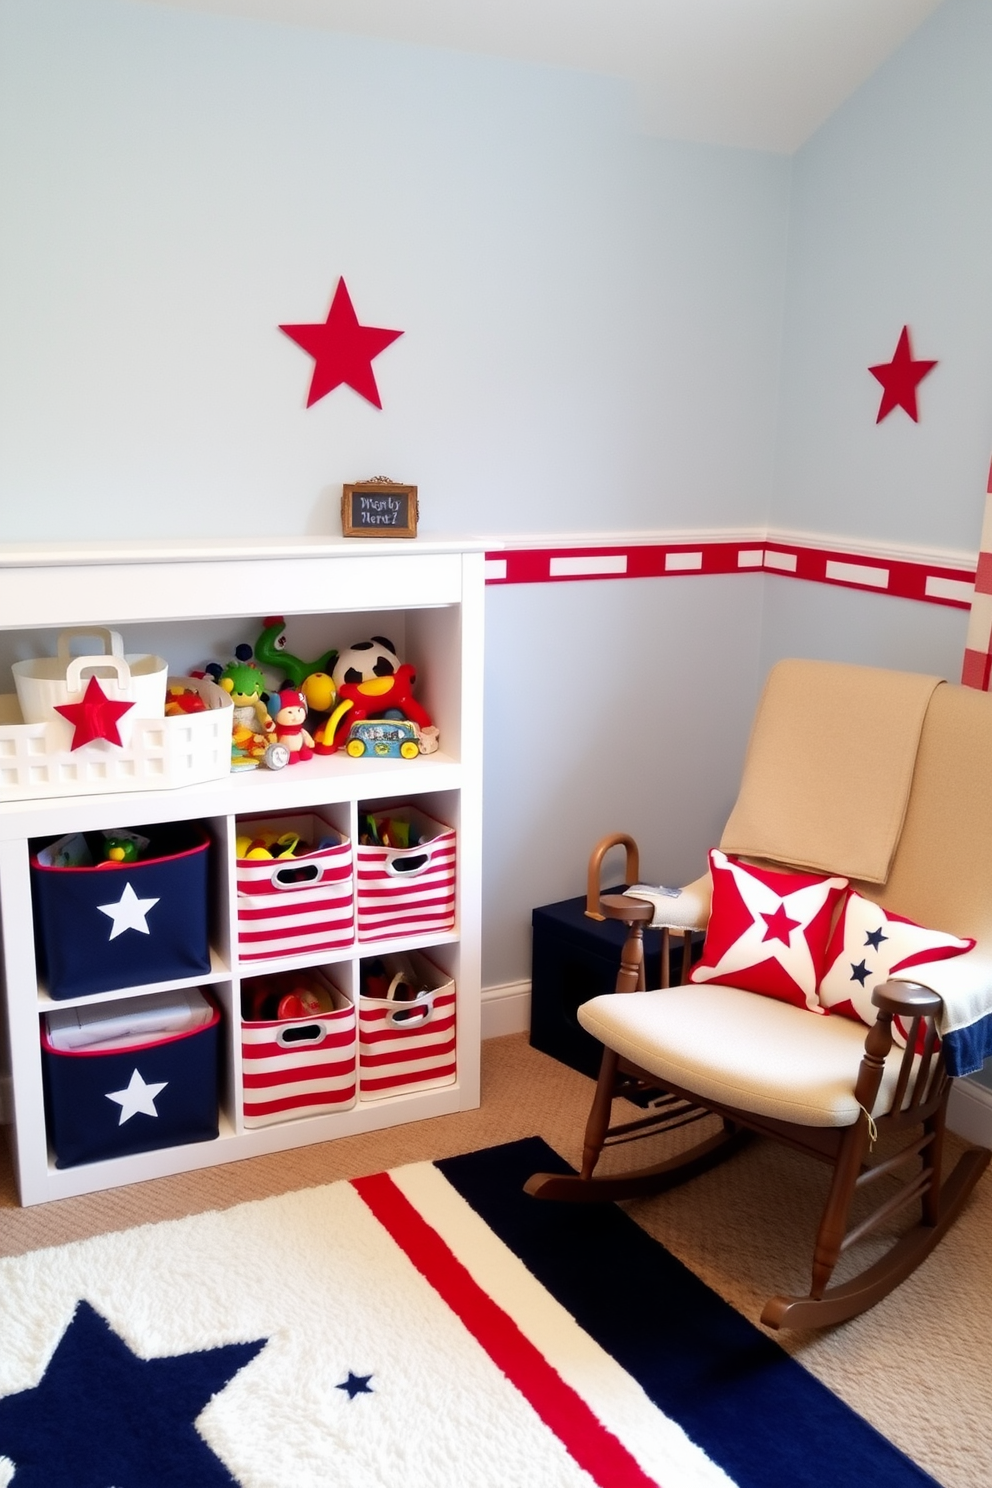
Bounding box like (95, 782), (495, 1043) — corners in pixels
(0, 1137), (937, 1488)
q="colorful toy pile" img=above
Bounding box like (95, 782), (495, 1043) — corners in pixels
(197, 622), (438, 773)
(2, 617), (440, 799)
(234, 827), (339, 861)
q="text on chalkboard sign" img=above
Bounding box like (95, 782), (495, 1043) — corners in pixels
(341, 482), (418, 538)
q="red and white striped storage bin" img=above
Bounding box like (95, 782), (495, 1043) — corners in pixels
(355, 807), (456, 942)
(241, 974), (356, 1127)
(358, 950), (456, 1100)
(236, 812), (354, 962)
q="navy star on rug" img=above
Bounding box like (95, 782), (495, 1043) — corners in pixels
(0, 1299), (265, 1487)
(337, 1370), (374, 1399)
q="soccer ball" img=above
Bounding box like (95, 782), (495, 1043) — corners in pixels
(332, 636), (400, 688)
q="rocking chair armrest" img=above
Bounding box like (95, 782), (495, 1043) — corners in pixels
(586, 833), (641, 920)
(870, 979), (943, 1020)
(854, 979), (945, 1117)
(598, 893), (656, 924)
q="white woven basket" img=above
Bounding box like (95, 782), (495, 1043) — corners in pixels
(0, 676), (233, 802)
(12, 627), (167, 725)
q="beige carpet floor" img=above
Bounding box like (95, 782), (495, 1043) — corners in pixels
(0, 1032), (989, 1488)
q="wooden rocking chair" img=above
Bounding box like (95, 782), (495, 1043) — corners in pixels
(526, 660), (992, 1329)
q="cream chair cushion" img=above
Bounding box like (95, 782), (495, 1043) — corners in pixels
(577, 984), (917, 1127)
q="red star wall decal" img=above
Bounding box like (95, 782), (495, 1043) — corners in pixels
(279, 278), (403, 409)
(55, 675), (134, 750)
(868, 326), (937, 423)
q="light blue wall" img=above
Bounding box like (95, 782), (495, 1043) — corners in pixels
(772, 0), (992, 555)
(483, 574), (765, 987)
(0, 0), (789, 542)
(757, 580), (970, 681)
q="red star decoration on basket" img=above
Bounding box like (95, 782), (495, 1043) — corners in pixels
(55, 675), (134, 750)
(868, 325), (937, 423)
(279, 278), (403, 409)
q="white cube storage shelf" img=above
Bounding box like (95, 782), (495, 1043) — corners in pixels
(0, 538), (485, 1205)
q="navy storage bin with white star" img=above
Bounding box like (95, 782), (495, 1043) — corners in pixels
(31, 824), (212, 999)
(42, 997), (220, 1168)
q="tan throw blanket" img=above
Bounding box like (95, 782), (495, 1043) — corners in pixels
(720, 658), (943, 885)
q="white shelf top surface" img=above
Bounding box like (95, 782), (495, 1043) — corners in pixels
(0, 534), (494, 569)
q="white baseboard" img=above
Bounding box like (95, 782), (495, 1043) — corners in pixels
(947, 1076), (992, 1149)
(481, 979), (531, 1039)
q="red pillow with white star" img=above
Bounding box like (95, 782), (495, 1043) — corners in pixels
(690, 850), (848, 1012)
(818, 892), (974, 1045)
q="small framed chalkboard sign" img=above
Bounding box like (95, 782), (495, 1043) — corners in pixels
(341, 480), (419, 539)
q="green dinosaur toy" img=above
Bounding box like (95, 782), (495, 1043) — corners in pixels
(253, 617), (337, 689)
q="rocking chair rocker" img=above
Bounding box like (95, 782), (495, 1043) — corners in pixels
(526, 659), (992, 1329)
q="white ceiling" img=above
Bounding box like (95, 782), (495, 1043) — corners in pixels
(134, 0), (947, 153)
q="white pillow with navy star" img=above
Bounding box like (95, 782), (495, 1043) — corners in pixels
(818, 891), (975, 1045)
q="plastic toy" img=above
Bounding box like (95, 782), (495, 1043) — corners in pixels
(242, 972), (334, 1021)
(101, 830), (146, 864)
(272, 689), (314, 763)
(358, 814), (422, 849)
(253, 617), (337, 690)
(231, 730), (290, 772)
(333, 636), (400, 688)
(164, 684), (207, 716)
(293, 674), (338, 759)
(360, 957), (416, 1003)
(301, 671), (336, 713)
(345, 718), (422, 759)
(315, 662), (434, 754)
(236, 831), (305, 860)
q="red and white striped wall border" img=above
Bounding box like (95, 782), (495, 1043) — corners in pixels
(484, 538), (975, 610)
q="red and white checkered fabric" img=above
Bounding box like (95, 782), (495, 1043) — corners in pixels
(962, 456), (992, 690)
(356, 811), (456, 942)
(242, 994), (356, 1126)
(236, 815), (354, 961)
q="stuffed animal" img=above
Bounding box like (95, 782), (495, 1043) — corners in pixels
(272, 689), (314, 763)
(219, 661), (273, 735)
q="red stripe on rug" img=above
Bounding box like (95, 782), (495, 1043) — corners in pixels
(353, 1170), (660, 1488)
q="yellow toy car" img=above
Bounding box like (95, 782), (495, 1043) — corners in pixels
(345, 719), (422, 760)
